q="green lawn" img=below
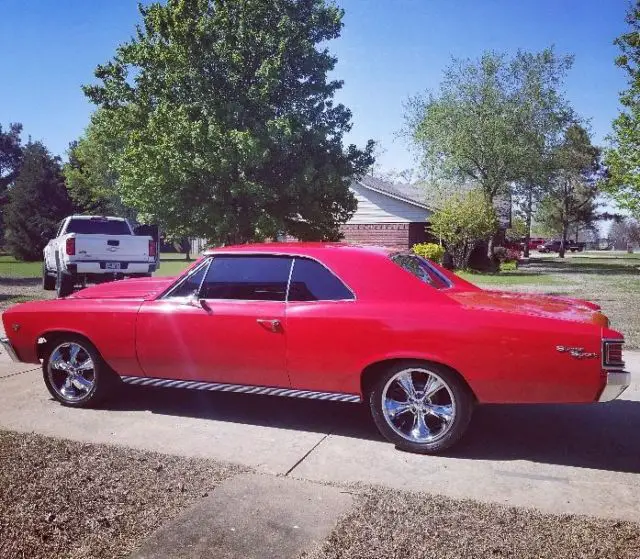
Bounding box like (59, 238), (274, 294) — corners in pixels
(0, 256), (42, 278)
(457, 270), (560, 286)
(0, 254), (195, 279)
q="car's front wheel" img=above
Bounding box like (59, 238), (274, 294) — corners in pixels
(369, 362), (474, 454)
(42, 336), (118, 407)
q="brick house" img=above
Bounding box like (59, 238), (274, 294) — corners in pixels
(341, 176), (433, 250)
(190, 176), (432, 254)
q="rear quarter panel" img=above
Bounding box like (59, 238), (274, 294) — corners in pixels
(286, 300), (605, 403)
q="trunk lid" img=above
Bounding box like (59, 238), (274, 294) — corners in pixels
(447, 290), (606, 325)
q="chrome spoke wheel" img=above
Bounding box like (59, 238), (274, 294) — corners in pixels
(47, 342), (96, 403)
(381, 367), (456, 444)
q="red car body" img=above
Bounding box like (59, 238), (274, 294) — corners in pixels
(0, 243), (630, 452)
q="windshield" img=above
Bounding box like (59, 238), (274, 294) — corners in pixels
(66, 219), (131, 235)
(391, 254), (452, 289)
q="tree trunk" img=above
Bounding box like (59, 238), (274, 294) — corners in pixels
(523, 188), (533, 258)
(559, 224), (568, 258)
(486, 235), (495, 260)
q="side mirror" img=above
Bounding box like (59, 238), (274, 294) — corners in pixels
(186, 293), (212, 314)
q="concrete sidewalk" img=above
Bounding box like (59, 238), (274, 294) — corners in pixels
(131, 474), (353, 559)
(0, 349), (639, 521)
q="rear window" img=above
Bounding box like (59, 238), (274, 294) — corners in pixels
(391, 254), (451, 289)
(65, 218), (131, 235)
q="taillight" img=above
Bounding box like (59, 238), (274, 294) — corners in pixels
(603, 340), (624, 369)
(65, 237), (75, 256)
(148, 239), (157, 258)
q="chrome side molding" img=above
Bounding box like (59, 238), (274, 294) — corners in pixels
(120, 375), (362, 403)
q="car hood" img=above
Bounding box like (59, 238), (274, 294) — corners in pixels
(447, 290), (607, 326)
(68, 277), (176, 300)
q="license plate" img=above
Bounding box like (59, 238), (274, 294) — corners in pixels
(105, 262), (121, 270)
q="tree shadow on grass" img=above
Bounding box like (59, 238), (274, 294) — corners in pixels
(0, 277), (41, 286)
(526, 259), (640, 276)
(107, 384), (640, 474)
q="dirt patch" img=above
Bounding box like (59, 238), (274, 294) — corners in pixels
(0, 431), (245, 559)
(306, 486), (640, 559)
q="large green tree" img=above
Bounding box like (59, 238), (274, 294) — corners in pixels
(405, 48), (574, 255)
(83, 0), (373, 244)
(536, 125), (602, 257)
(4, 142), (73, 261)
(604, 1), (640, 219)
(64, 109), (129, 217)
(0, 122), (24, 198)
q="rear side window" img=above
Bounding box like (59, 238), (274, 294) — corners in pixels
(288, 258), (354, 301)
(392, 254), (451, 289)
(66, 218), (131, 235)
(200, 256), (293, 301)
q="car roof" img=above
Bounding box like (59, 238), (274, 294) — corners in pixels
(204, 242), (394, 258)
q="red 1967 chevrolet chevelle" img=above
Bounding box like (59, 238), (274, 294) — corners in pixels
(0, 243), (631, 454)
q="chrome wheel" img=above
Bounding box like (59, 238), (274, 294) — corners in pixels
(381, 367), (456, 444)
(47, 342), (96, 402)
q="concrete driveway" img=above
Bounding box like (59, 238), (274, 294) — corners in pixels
(1, 351), (639, 521)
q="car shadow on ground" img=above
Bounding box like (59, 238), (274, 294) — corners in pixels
(109, 385), (640, 474)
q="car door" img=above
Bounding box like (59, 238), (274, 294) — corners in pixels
(136, 254), (292, 387)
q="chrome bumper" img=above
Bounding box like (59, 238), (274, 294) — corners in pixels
(0, 337), (20, 362)
(598, 371), (631, 402)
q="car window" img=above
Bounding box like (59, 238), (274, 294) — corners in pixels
(288, 258), (354, 301)
(65, 218), (131, 235)
(392, 254), (451, 289)
(200, 255), (293, 301)
(165, 259), (210, 298)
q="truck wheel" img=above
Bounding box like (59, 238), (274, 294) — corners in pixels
(42, 335), (119, 408)
(56, 269), (75, 298)
(369, 361), (474, 454)
(42, 263), (56, 291)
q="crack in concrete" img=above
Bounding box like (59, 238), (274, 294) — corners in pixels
(284, 430), (332, 477)
(0, 367), (39, 380)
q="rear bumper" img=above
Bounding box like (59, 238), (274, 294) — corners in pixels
(66, 261), (155, 275)
(0, 337), (20, 362)
(598, 371), (631, 402)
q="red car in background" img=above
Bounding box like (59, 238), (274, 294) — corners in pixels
(0, 243), (629, 454)
(528, 237), (546, 250)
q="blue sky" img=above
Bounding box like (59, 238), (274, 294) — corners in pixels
(0, 0), (630, 174)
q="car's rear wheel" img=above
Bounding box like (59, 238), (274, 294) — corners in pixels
(55, 269), (75, 298)
(42, 336), (117, 407)
(369, 361), (474, 454)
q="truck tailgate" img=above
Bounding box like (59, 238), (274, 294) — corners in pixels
(73, 234), (151, 261)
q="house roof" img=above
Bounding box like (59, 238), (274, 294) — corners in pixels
(355, 175), (429, 210)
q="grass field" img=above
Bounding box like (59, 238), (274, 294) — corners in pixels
(0, 254), (193, 279)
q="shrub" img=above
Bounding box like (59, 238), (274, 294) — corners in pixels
(430, 189), (498, 269)
(500, 260), (518, 272)
(493, 246), (521, 263)
(412, 242), (445, 263)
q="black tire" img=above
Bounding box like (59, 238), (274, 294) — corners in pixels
(368, 361), (474, 454)
(55, 269), (75, 298)
(42, 335), (119, 408)
(42, 263), (56, 291)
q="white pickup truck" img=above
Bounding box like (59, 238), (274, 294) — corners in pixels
(43, 215), (159, 297)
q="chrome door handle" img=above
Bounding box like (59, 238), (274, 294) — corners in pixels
(257, 319), (281, 332)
